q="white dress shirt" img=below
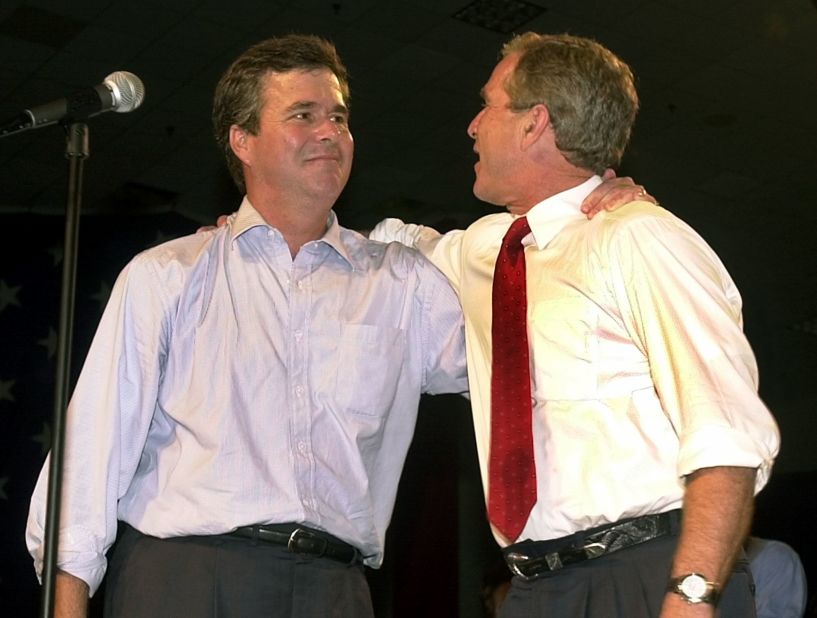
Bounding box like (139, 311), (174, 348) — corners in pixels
(371, 176), (780, 546)
(27, 198), (468, 594)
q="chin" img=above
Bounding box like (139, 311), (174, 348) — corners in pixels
(473, 184), (501, 207)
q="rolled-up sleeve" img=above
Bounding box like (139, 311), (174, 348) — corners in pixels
(26, 254), (171, 595)
(606, 212), (780, 492)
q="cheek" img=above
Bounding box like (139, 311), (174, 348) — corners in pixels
(340, 132), (354, 160)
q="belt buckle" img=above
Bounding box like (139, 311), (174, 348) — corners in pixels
(287, 527), (328, 557)
(505, 552), (539, 581)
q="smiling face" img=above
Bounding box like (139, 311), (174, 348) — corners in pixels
(467, 54), (527, 208)
(234, 68), (354, 209)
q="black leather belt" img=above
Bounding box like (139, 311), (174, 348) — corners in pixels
(230, 523), (362, 564)
(503, 509), (681, 580)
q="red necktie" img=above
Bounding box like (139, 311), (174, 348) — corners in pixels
(488, 216), (536, 541)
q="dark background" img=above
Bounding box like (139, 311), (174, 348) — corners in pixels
(1, 0), (815, 615)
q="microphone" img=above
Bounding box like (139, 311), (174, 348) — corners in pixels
(0, 71), (145, 138)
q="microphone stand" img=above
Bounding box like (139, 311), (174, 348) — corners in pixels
(39, 121), (89, 618)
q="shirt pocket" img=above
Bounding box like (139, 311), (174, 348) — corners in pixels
(335, 323), (407, 417)
(528, 294), (599, 400)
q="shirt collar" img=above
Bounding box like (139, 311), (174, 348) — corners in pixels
(228, 197), (356, 268)
(524, 175), (602, 249)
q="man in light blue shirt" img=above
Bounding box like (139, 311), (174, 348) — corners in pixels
(746, 537), (808, 618)
(27, 34), (468, 617)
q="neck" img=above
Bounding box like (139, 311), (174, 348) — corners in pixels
(247, 188), (333, 258)
(505, 162), (594, 215)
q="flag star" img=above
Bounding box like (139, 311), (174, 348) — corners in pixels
(0, 379), (15, 402)
(91, 280), (112, 313)
(47, 243), (64, 266)
(0, 279), (21, 312)
(38, 327), (58, 359)
(0, 477), (7, 501)
(32, 422), (51, 456)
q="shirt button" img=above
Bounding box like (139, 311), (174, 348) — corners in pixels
(295, 385), (305, 396)
(294, 330), (303, 340)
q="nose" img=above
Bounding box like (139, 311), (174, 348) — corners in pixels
(315, 116), (342, 141)
(467, 108), (484, 139)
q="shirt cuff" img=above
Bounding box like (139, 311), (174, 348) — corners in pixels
(677, 422), (779, 493)
(27, 524), (109, 596)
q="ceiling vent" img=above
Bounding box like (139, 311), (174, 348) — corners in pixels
(453, 0), (545, 34)
(0, 5), (84, 49)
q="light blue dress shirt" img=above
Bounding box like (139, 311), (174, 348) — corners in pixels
(27, 198), (468, 594)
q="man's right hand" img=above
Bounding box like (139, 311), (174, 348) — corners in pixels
(55, 570), (89, 618)
(196, 214), (231, 233)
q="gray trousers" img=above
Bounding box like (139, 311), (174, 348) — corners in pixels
(103, 525), (373, 618)
(499, 533), (756, 618)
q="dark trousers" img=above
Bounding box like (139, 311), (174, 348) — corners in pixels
(103, 525), (373, 618)
(498, 533), (756, 618)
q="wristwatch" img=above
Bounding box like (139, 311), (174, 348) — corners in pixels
(667, 573), (720, 605)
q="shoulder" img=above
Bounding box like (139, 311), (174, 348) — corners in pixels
(589, 201), (709, 257)
(595, 201), (684, 235)
(341, 227), (430, 272)
(343, 228), (457, 292)
(133, 227), (221, 267)
(465, 212), (509, 236)
(120, 227), (224, 292)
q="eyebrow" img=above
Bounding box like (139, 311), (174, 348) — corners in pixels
(284, 100), (349, 115)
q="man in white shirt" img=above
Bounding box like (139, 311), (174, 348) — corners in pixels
(371, 32), (780, 617)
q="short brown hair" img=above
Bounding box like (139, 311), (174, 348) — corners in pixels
(502, 33), (638, 173)
(212, 34), (350, 193)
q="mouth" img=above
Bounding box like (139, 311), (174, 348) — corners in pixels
(305, 148), (342, 162)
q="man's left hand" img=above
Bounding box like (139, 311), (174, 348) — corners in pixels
(581, 169), (656, 219)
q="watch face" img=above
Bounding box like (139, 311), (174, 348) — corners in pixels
(681, 574), (708, 599)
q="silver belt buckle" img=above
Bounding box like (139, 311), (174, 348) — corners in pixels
(287, 527), (330, 557)
(287, 527), (307, 552)
(505, 552), (535, 580)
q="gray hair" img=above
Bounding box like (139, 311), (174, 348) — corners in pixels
(502, 32), (638, 173)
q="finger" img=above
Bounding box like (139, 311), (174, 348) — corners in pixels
(636, 186), (657, 205)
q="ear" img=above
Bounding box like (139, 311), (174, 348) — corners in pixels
(520, 103), (550, 150)
(229, 124), (251, 166)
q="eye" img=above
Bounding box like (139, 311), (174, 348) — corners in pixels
(330, 113), (349, 125)
(292, 111), (312, 121)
